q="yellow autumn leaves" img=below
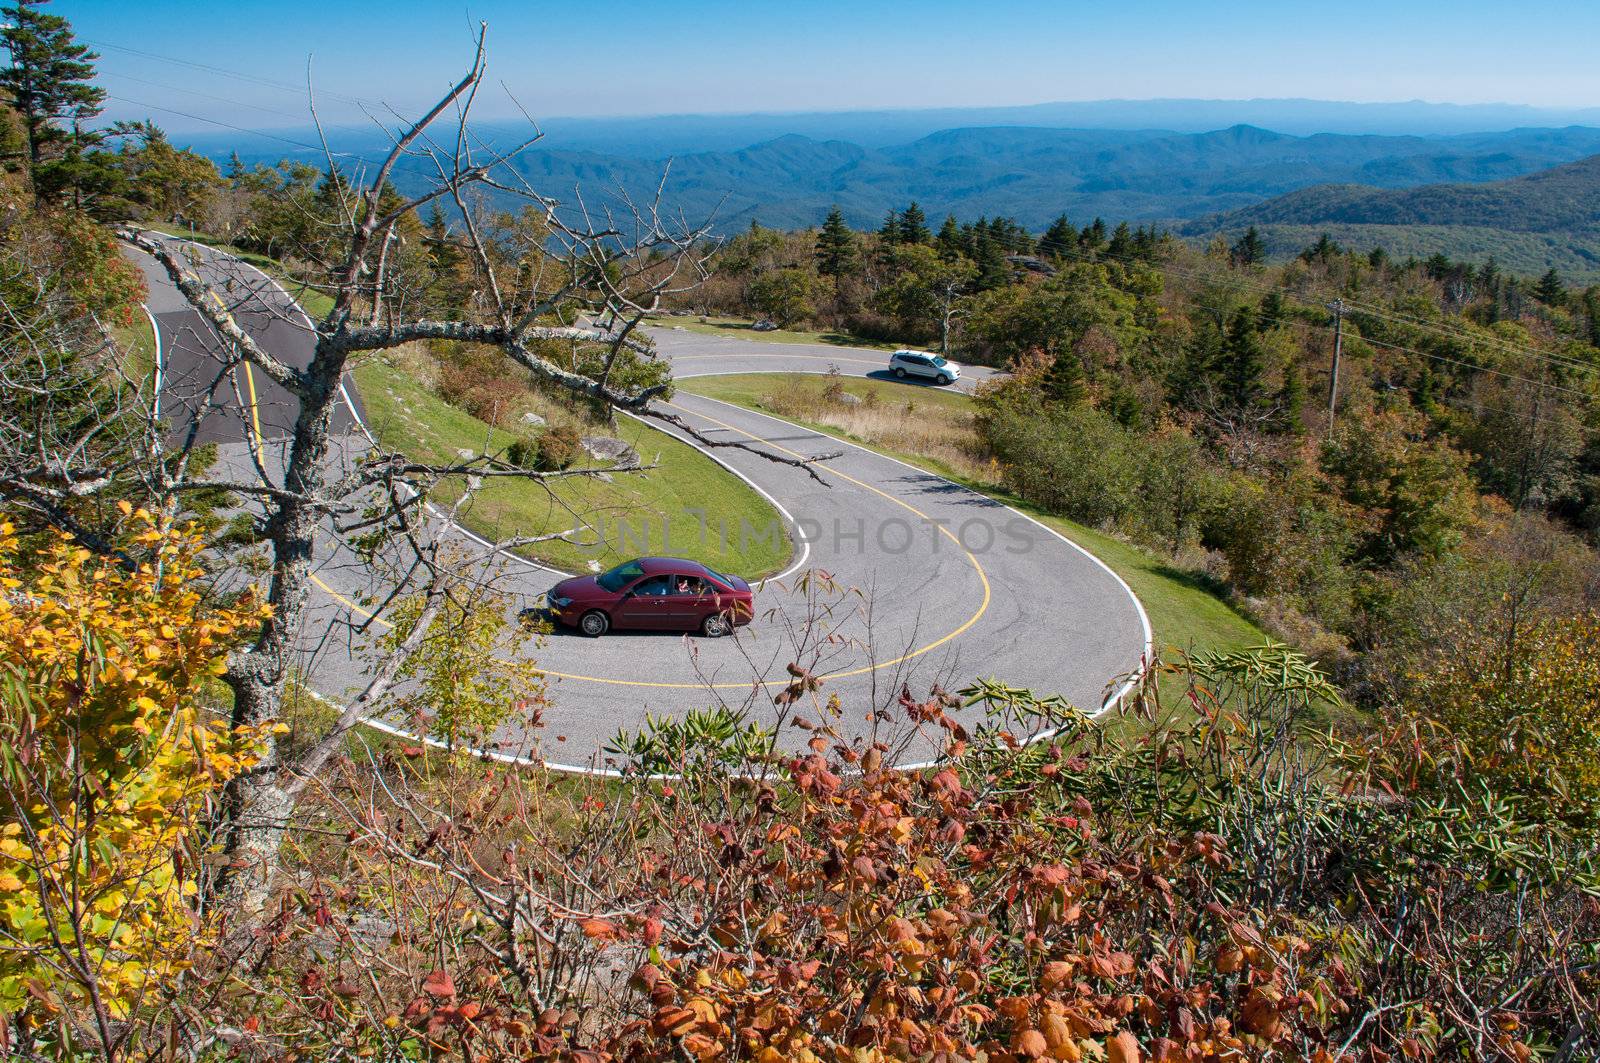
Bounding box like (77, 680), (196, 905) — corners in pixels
(0, 511), (269, 1024)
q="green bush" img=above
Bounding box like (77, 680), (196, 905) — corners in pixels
(505, 435), (540, 470)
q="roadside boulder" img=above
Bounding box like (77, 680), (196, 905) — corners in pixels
(580, 435), (639, 466)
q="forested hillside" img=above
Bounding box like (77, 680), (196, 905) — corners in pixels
(681, 206), (1600, 702)
(1196, 154), (1600, 279)
(214, 122), (1600, 233)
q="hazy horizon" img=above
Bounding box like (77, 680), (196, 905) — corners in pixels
(64, 0), (1600, 140)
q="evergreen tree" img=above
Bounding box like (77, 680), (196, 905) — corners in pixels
(1229, 226), (1266, 267)
(1107, 381), (1142, 428)
(1367, 246), (1389, 272)
(226, 150), (245, 182)
(1258, 290), (1285, 331)
(814, 205), (858, 278)
(878, 209), (901, 246)
(1080, 217), (1107, 252)
(1219, 307), (1267, 411)
(1301, 233), (1343, 265)
(1106, 221), (1134, 260)
(1275, 359), (1307, 435)
(935, 214), (964, 262)
(1479, 256), (1501, 294)
(1043, 350), (1087, 408)
(1583, 287), (1600, 348)
(1534, 267), (1566, 307)
(1, 0), (105, 201)
(1038, 214), (1077, 259)
(972, 227), (1010, 291)
(899, 201), (931, 244)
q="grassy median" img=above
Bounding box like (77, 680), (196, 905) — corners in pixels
(352, 354), (792, 578)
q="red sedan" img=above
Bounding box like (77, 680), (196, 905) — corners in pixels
(540, 557), (755, 637)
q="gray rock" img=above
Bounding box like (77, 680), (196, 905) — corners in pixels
(580, 435), (639, 465)
(519, 412), (547, 427)
(455, 448), (476, 459)
(837, 392), (862, 406)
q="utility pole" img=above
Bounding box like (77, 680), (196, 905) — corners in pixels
(1326, 298), (1345, 434)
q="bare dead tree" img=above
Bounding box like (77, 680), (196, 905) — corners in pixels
(15, 24), (850, 909)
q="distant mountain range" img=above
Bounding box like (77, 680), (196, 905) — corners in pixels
(1191, 154), (1600, 280)
(369, 123), (1600, 234)
(201, 103), (1600, 277)
(190, 97), (1600, 159)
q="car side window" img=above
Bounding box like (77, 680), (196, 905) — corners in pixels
(630, 575), (673, 596)
(672, 576), (708, 596)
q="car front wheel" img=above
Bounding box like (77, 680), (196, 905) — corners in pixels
(701, 612), (731, 638)
(579, 610), (609, 637)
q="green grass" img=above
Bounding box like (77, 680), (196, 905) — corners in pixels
(658, 315), (903, 351)
(679, 373), (1267, 663)
(353, 357), (792, 578)
(145, 226), (790, 578)
(114, 310), (158, 390)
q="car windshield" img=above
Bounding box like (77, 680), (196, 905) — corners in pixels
(703, 565), (736, 589)
(932, 356), (948, 367)
(596, 560), (645, 592)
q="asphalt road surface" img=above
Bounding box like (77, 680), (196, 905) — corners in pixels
(126, 237), (1150, 771)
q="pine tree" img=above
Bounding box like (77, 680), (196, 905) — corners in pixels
(1, 0), (106, 200)
(1043, 350), (1087, 408)
(973, 227), (1010, 291)
(1038, 214), (1077, 259)
(878, 209), (901, 246)
(1258, 290), (1285, 331)
(1107, 221), (1134, 260)
(225, 150), (245, 183)
(1230, 226), (1266, 267)
(814, 205), (858, 278)
(899, 201), (931, 244)
(1367, 246), (1389, 272)
(935, 214), (964, 262)
(1219, 307), (1267, 411)
(1534, 268), (1566, 307)
(1081, 218), (1106, 252)
(1583, 287), (1600, 348)
(1275, 359), (1307, 434)
(1302, 233), (1342, 266)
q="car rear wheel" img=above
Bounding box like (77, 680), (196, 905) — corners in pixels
(937, 373), (951, 385)
(893, 366), (907, 378)
(579, 610), (609, 637)
(700, 612), (731, 638)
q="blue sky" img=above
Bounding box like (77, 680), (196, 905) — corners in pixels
(63, 0), (1600, 133)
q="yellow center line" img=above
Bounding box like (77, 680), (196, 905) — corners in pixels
(244, 361), (990, 690)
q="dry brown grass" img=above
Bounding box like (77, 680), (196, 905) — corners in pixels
(750, 375), (997, 483)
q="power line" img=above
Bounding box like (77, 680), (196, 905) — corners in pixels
(84, 36), (379, 109)
(101, 92), (374, 161)
(1341, 297), (1600, 378)
(1041, 240), (1596, 398)
(99, 70), (310, 125)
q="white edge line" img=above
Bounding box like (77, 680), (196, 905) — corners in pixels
(141, 304), (163, 422)
(191, 240), (809, 588)
(163, 234), (1149, 778)
(616, 407), (810, 583)
(677, 392), (1156, 717)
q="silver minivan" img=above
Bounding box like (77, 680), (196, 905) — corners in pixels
(888, 349), (961, 385)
